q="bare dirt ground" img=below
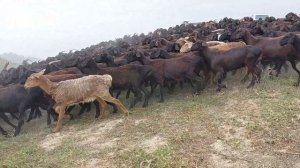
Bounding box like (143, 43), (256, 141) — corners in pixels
(1, 70), (300, 168)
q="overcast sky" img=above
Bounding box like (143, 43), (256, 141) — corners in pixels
(0, 0), (299, 59)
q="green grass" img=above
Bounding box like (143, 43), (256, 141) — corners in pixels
(117, 146), (180, 168)
(0, 135), (90, 168)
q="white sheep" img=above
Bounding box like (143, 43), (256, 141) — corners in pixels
(25, 73), (129, 132)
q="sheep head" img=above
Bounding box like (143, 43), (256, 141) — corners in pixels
(24, 69), (45, 89)
(230, 28), (248, 41)
(191, 41), (207, 51)
(280, 33), (297, 46)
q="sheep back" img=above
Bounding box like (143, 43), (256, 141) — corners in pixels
(50, 74), (112, 106)
(209, 42), (246, 52)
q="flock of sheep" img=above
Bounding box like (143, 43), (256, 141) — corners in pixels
(0, 12), (300, 137)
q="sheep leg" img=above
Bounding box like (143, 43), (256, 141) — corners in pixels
(93, 101), (100, 119)
(129, 88), (142, 109)
(231, 70), (237, 76)
(159, 84), (164, 103)
(102, 96), (129, 115)
(150, 81), (158, 95)
(33, 107), (40, 119)
(66, 105), (75, 114)
(180, 81), (184, 89)
(168, 81), (177, 93)
(188, 79), (195, 89)
(216, 71), (224, 92)
(97, 98), (108, 119)
(114, 90), (121, 99)
(126, 88), (131, 99)
(36, 107), (42, 118)
(0, 126), (8, 136)
(203, 71), (211, 88)
(247, 72), (257, 88)
(110, 103), (118, 113)
(141, 85), (150, 107)
(10, 112), (19, 120)
(274, 61), (283, 77)
(194, 79), (205, 94)
(52, 106), (66, 133)
(77, 104), (88, 118)
(86, 103), (92, 112)
(46, 101), (55, 125)
(0, 113), (17, 128)
(289, 59), (300, 86)
(241, 70), (249, 83)
(246, 64), (257, 88)
(283, 62), (289, 73)
(255, 62), (263, 83)
(27, 107), (35, 122)
(14, 104), (26, 136)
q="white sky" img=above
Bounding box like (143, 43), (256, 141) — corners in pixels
(0, 0), (299, 59)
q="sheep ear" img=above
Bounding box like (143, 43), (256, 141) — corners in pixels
(153, 49), (161, 58)
(291, 34), (297, 42)
(174, 43), (180, 51)
(136, 51), (142, 58)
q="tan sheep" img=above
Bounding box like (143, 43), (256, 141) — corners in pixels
(206, 41), (225, 47)
(180, 41), (194, 53)
(209, 41), (247, 52)
(24, 72), (129, 132)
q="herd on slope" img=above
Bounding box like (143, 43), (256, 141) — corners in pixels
(1, 12), (300, 136)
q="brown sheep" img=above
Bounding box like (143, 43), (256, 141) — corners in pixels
(209, 42), (246, 52)
(132, 51), (208, 102)
(231, 28), (300, 85)
(280, 33), (300, 52)
(24, 73), (129, 132)
(206, 41), (226, 47)
(191, 41), (262, 91)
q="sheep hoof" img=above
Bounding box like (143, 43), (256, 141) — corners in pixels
(240, 79), (247, 83)
(246, 84), (254, 88)
(193, 91), (200, 95)
(93, 118), (99, 123)
(52, 128), (60, 133)
(216, 88), (221, 92)
(69, 114), (74, 120)
(3, 131), (8, 137)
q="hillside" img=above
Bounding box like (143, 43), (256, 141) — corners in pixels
(0, 53), (39, 65)
(1, 72), (300, 167)
(0, 57), (17, 70)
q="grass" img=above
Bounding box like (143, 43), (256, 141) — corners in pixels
(0, 135), (90, 168)
(117, 146), (179, 168)
(1, 68), (300, 167)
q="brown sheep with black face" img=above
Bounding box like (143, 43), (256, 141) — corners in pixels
(191, 41), (262, 91)
(231, 28), (300, 85)
(280, 33), (300, 52)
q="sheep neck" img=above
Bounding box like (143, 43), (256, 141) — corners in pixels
(295, 35), (300, 51)
(243, 31), (258, 45)
(36, 76), (56, 95)
(139, 55), (152, 65)
(198, 47), (212, 62)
